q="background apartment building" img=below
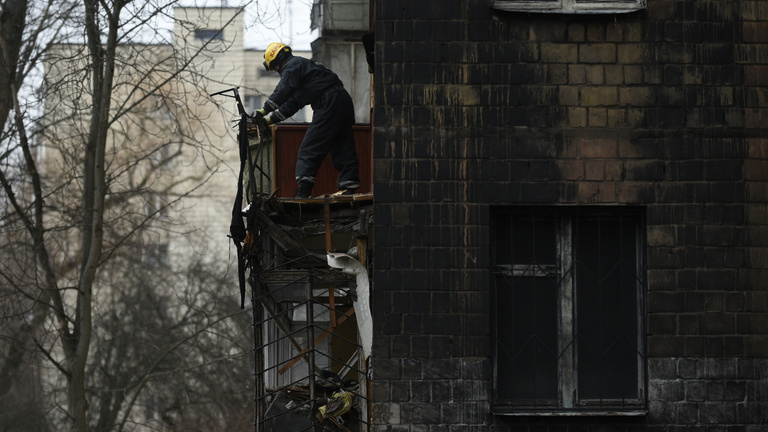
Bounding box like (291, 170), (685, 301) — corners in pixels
(42, 7), (319, 267)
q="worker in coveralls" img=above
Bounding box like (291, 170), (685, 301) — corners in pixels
(253, 42), (360, 198)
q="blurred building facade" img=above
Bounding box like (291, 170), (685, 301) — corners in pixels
(42, 7), (316, 268)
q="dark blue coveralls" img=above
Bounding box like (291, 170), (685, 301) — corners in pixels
(261, 55), (360, 194)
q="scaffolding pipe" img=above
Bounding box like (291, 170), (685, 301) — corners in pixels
(306, 279), (316, 430)
(253, 275), (265, 432)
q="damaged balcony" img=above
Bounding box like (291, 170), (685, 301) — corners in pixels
(242, 122), (373, 432)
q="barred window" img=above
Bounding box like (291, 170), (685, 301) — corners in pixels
(492, 0), (645, 14)
(491, 208), (646, 414)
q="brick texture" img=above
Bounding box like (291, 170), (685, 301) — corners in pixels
(373, 0), (768, 429)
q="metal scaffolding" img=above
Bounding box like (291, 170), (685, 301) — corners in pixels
(247, 194), (373, 432)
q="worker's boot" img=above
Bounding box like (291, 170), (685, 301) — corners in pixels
(295, 181), (313, 199)
(338, 180), (359, 196)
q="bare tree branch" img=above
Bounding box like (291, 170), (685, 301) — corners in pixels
(1, 2), (264, 430)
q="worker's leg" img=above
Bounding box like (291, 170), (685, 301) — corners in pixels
(329, 91), (360, 192)
(295, 93), (341, 197)
(296, 89), (359, 196)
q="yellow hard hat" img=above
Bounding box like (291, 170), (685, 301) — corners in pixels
(263, 42), (292, 71)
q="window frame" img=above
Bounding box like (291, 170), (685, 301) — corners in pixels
(491, 207), (647, 416)
(492, 0), (646, 14)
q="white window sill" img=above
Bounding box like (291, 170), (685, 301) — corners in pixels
(492, 1), (646, 14)
(493, 409), (648, 417)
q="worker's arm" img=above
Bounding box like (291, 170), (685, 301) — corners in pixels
(262, 59), (301, 114)
(269, 96), (302, 123)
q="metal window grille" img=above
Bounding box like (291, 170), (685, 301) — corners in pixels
(492, 208), (646, 414)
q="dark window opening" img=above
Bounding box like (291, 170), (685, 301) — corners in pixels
(492, 207), (646, 414)
(195, 29), (223, 40)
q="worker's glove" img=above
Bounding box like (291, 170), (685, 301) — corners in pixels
(251, 108), (266, 119)
(245, 110), (263, 136)
(256, 114), (273, 135)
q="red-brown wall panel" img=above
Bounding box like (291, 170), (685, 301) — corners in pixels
(272, 124), (372, 198)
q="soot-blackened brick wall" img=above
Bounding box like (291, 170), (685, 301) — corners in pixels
(372, 0), (768, 430)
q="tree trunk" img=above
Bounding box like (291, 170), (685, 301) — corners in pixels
(0, 0), (27, 128)
(65, 1), (125, 430)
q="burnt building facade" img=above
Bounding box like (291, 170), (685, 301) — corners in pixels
(371, 0), (768, 430)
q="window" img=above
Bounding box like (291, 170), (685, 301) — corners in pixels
(194, 29), (223, 40)
(144, 243), (169, 268)
(263, 296), (333, 388)
(492, 0), (645, 14)
(145, 194), (169, 220)
(492, 207), (646, 414)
